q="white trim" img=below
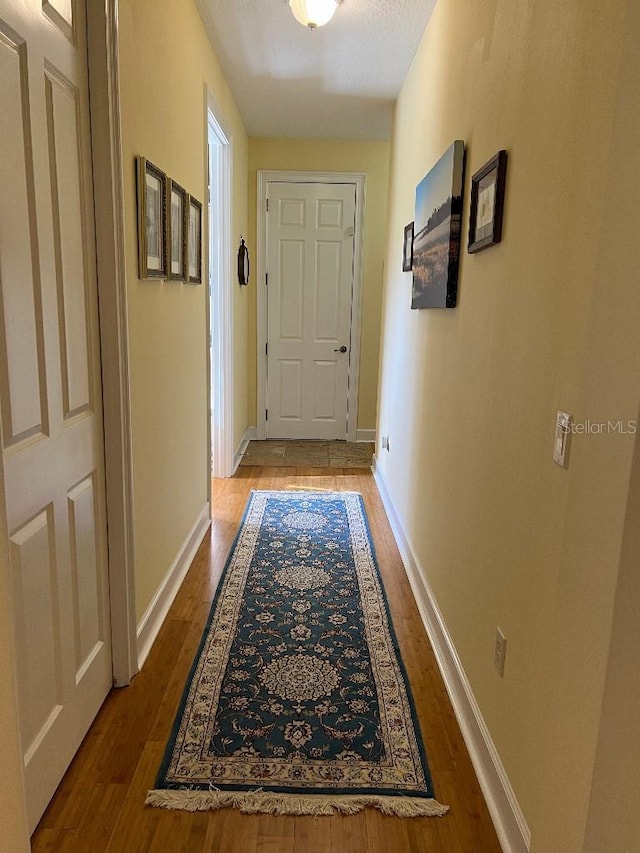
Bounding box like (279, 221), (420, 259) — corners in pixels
(233, 426), (257, 474)
(372, 457), (531, 853)
(207, 92), (234, 478)
(0, 4), (135, 845)
(204, 91), (212, 506)
(136, 505), (211, 670)
(356, 429), (376, 443)
(86, 0), (137, 685)
(0, 5), (135, 845)
(256, 170), (366, 442)
(0, 426), (29, 848)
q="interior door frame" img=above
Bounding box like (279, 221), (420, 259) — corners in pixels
(256, 170), (366, 442)
(86, 0), (138, 686)
(0, 2), (135, 843)
(205, 91), (234, 479)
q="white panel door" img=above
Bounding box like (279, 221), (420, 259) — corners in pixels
(266, 182), (356, 439)
(0, 0), (112, 832)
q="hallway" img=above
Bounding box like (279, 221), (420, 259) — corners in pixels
(32, 469), (501, 852)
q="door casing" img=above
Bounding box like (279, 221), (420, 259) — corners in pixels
(256, 170), (366, 442)
(0, 0), (134, 845)
(86, 0), (137, 687)
(206, 90), (234, 479)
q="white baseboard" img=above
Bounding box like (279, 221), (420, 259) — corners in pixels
(137, 503), (211, 669)
(372, 458), (531, 853)
(233, 426), (257, 474)
(356, 429), (376, 443)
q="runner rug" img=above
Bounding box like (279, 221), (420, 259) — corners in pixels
(146, 490), (448, 818)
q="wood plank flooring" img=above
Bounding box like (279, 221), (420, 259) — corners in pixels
(31, 468), (502, 852)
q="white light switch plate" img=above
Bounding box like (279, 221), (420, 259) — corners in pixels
(553, 411), (572, 467)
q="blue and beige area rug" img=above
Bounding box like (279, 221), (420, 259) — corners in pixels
(146, 490), (448, 818)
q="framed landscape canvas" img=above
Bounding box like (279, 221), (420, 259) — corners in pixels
(411, 140), (465, 309)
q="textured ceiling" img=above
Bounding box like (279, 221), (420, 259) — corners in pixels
(194, 0), (437, 140)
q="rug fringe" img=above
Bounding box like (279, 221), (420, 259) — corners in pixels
(145, 789), (449, 818)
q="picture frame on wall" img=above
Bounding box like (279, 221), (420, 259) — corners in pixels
(468, 150), (508, 253)
(187, 196), (202, 284)
(136, 157), (167, 279)
(237, 238), (250, 286)
(411, 140), (465, 309)
(167, 179), (188, 281)
(402, 222), (414, 272)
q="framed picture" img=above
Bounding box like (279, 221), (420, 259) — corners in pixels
(167, 179), (188, 281)
(187, 196), (202, 284)
(412, 140), (465, 308)
(136, 157), (167, 279)
(237, 238), (250, 285)
(402, 222), (414, 272)
(468, 150), (507, 253)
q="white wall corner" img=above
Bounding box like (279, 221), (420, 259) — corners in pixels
(136, 504), (211, 669)
(233, 426), (257, 474)
(372, 458), (531, 853)
(356, 429), (376, 443)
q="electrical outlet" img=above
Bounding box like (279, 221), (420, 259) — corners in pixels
(494, 628), (507, 678)
(381, 435), (390, 451)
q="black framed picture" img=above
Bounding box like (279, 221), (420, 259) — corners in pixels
(187, 196), (202, 284)
(167, 179), (187, 281)
(411, 140), (465, 309)
(468, 150), (507, 253)
(237, 238), (250, 285)
(402, 222), (414, 272)
(136, 157), (167, 279)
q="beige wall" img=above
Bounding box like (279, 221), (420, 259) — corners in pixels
(119, 0), (249, 621)
(247, 138), (390, 432)
(376, 0), (640, 850)
(579, 3), (640, 847)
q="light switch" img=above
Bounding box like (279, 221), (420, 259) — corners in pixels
(553, 411), (572, 467)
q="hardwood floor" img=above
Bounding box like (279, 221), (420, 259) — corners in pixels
(31, 468), (502, 852)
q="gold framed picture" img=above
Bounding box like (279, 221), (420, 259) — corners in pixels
(136, 157), (167, 279)
(187, 196), (202, 284)
(167, 179), (188, 281)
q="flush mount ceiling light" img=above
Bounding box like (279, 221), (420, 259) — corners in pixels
(288, 0), (341, 30)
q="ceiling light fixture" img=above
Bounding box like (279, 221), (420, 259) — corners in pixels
(288, 0), (340, 30)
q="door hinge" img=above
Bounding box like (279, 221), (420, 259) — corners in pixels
(265, 409), (268, 421)
(265, 273), (268, 287)
(265, 342), (268, 355)
(266, 198), (269, 212)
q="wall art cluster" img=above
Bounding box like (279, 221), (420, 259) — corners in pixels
(403, 143), (508, 309)
(136, 156), (202, 284)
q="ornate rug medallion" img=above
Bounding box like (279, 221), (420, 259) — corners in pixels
(146, 491), (448, 817)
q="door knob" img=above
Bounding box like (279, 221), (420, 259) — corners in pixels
(334, 345), (347, 353)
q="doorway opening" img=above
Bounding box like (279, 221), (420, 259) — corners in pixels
(207, 103), (233, 477)
(256, 171), (366, 443)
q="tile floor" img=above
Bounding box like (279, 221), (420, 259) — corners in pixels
(239, 440), (375, 468)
